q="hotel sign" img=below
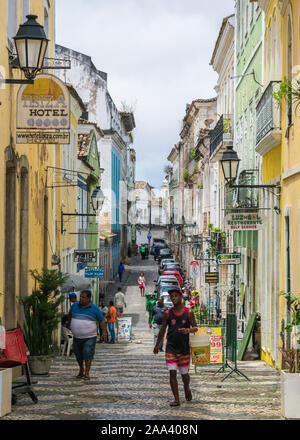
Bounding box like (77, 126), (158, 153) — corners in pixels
(16, 73), (70, 144)
(225, 212), (265, 231)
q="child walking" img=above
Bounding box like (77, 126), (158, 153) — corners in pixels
(154, 286), (198, 406)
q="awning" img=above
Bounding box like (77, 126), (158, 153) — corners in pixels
(100, 233), (117, 241)
(61, 273), (91, 293)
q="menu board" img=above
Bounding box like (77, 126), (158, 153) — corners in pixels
(196, 327), (223, 364)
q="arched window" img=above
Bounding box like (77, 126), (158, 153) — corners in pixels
(18, 158), (29, 325)
(4, 147), (17, 329)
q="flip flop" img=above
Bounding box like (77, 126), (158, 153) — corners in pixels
(83, 375), (90, 381)
(76, 374), (84, 379)
(169, 401), (180, 407)
(185, 389), (192, 401)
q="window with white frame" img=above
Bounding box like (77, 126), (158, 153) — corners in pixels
(22, 0), (30, 22)
(7, 0), (17, 49)
(63, 130), (76, 183)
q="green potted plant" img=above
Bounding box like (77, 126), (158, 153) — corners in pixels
(273, 77), (300, 110)
(19, 269), (66, 375)
(279, 292), (300, 419)
(183, 169), (189, 183)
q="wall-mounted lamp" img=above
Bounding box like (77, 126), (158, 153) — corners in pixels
(1, 15), (48, 85)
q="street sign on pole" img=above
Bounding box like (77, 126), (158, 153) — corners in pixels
(84, 268), (104, 278)
(205, 272), (219, 284)
(147, 232), (152, 241)
(217, 253), (241, 265)
(190, 260), (200, 278)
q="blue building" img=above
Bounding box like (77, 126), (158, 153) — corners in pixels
(111, 145), (121, 277)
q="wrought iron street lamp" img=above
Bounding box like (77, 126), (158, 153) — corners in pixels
(192, 243), (202, 259)
(14, 15), (48, 81)
(220, 145), (240, 184)
(0, 15), (48, 85)
(220, 145), (280, 196)
(91, 186), (105, 212)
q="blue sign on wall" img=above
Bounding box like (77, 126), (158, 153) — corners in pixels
(84, 268), (105, 278)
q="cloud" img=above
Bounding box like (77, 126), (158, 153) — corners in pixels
(56, 0), (235, 188)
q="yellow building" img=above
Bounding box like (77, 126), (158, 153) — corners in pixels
(255, 0), (300, 368)
(0, 1), (57, 328)
(279, 0), (300, 362)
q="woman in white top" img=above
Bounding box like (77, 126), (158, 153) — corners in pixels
(138, 272), (146, 297)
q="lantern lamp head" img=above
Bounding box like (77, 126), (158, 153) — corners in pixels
(91, 186), (105, 212)
(220, 145), (240, 184)
(13, 15), (49, 80)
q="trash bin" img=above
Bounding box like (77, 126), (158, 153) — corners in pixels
(0, 368), (12, 417)
(190, 333), (210, 365)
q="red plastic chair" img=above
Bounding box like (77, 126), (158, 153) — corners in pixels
(0, 328), (38, 404)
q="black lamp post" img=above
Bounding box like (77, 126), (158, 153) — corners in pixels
(192, 243), (202, 259)
(1, 15), (48, 85)
(91, 186), (105, 212)
(14, 15), (48, 80)
(220, 145), (240, 184)
(220, 145), (280, 191)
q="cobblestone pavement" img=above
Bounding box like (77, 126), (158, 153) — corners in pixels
(3, 256), (282, 420)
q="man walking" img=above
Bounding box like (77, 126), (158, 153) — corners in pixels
(149, 296), (168, 352)
(70, 290), (107, 381)
(154, 286), (198, 406)
(118, 261), (125, 282)
(107, 301), (117, 343)
(98, 300), (108, 343)
(114, 287), (126, 318)
(140, 244), (146, 260)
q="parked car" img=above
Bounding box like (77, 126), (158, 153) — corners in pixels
(156, 284), (181, 301)
(163, 263), (185, 279)
(157, 247), (173, 263)
(158, 258), (176, 275)
(155, 275), (179, 291)
(162, 270), (183, 287)
(158, 292), (173, 309)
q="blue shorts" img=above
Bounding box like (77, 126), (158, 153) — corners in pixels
(73, 336), (97, 361)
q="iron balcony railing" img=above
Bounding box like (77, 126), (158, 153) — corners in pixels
(210, 114), (233, 158)
(256, 81), (281, 145)
(169, 178), (179, 192)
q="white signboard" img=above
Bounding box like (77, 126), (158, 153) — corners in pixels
(190, 260), (200, 278)
(117, 317), (132, 343)
(16, 73), (70, 144)
(225, 212), (265, 231)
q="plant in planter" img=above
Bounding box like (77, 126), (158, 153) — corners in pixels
(279, 292), (300, 419)
(207, 224), (226, 255)
(18, 269), (66, 375)
(190, 147), (201, 162)
(183, 169), (189, 183)
(273, 77), (300, 110)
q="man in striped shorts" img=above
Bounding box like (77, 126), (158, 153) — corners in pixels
(154, 286), (198, 406)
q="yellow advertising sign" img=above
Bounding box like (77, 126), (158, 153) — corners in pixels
(16, 74), (70, 143)
(196, 327), (223, 364)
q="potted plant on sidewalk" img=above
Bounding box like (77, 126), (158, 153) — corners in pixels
(19, 269), (66, 375)
(279, 292), (300, 419)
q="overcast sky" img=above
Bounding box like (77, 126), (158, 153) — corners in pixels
(56, 0), (235, 189)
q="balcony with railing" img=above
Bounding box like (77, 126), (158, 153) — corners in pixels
(256, 81), (281, 156)
(225, 169), (259, 211)
(169, 177), (179, 193)
(210, 114), (233, 162)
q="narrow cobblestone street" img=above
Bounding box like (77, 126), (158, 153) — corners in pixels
(3, 257), (281, 421)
